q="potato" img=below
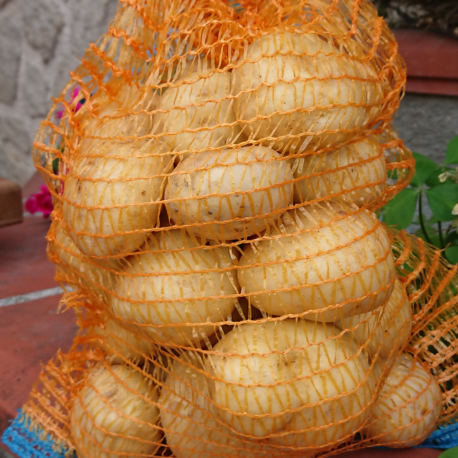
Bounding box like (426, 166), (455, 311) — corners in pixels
(335, 279), (412, 363)
(50, 222), (118, 295)
(70, 364), (162, 458)
(293, 137), (386, 207)
(233, 31), (384, 154)
(207, 319), (376, 451)
(238, 200), (395, 321)
(90, 315), (155, 364)
(166, 56), (214, 83)
(166, 145), (293, 241)
(365, 353), (442, 447)
(63, 139), (173, 258)
(155, 67), (242, 162)
(111, 229), (239, 346)
(77, 82), (157, 152)
(159, 352), (286, 458)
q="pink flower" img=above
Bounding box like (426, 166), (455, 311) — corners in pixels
(55, 86), (83, 120)
(25, 185), (54, 218)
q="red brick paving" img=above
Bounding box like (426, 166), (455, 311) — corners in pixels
(0, 217), (56, 299)
(0, 295), (77, 432)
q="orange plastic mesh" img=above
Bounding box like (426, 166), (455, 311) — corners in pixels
(21, 0), (457, 457)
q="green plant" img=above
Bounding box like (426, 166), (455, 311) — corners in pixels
(381, 136), (458, 264)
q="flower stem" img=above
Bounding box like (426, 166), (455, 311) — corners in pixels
(419, 191), (433, 245)
(438, 221), (445, 249)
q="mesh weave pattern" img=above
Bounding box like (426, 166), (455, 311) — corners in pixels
(4, 0), (458, 457)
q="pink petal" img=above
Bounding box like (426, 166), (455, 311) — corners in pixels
(71, 87), (81, 101)
(25, 196), (38, 214)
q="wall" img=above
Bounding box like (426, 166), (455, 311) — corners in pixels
(0, 0), (117, 185)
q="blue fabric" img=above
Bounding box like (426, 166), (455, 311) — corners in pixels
(419, 422), (458, 449)
(1, 411), (72, 458)
(2, 409), (457, 457)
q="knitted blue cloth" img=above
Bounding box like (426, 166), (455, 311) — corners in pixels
(2, 410), (457, 457)
(1, 411), (72, 458)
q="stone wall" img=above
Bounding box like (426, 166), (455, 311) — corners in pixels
(0, 0), (118, 185)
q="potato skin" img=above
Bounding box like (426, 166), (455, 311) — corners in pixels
(63, 140), (173, 258)
(70, 364), (162, 458)
(111, 229), (239, 346)
(90, 316), (155, 364)
(237, 200), (395, 321)
(156, 69), (241, 162)
(77, 83), (157, 153)
(50, 221), (117, 296)
(336, 279), (412, 362)
(207, 319), (376, 451)
(364, 353), (442, 447)
(233, 31), (385, 154)
(166, 145), (293, 241)
(159, 352), (285, 458)
(294, 137), (386, 207)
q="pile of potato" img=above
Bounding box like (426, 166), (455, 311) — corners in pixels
(53, 9), (442, 458)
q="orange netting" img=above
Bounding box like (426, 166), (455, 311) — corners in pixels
(20, 0), (457, 457)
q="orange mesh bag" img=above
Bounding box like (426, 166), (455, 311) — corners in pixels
(3, 1), (458, 458)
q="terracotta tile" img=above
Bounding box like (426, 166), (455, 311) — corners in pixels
(0, 295), (78, 438)
(395, 29), (458, 96)
(406, 77), (458, 97)
(395, 30), (458, 80)
(0, 217), (56, 299)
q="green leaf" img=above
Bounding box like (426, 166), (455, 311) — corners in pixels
(415, 227), (441, 249)
(425, 182), (458, 222)
(424, 166), (454, 187)
(427, 215), (439, 225)
(445, 230), (458, 246)
(52, 158), (59, 175)
(411, 152), (438, 187)
(439, 446), (458, 458)
(445, 247), (458, 264)
(444, 136), (458, 165)
(382, 188), (419, 229)
(387, 168), (398, 181)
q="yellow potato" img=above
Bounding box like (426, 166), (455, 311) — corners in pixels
(159, 352), (286, 458)
(155, 67), (242, 161)
(166, 145), (293, 241)
(90, 315), (155, 364)
(77, 82), (157, 152)
(237, 200), (395, 321)
(207, 319), (376, 451)
(111, 229), (239, 346)
(365, 353), (442, 447)
(233, 31), (384, 154)
(293, 137), (386, 207)
(70, 364), (162, 458)
(51, 224), (156, 362)
(50, 222), (118, 294)
(166, 56), (214, 83)
(63, 140), (173, 258)
(336, 279), (412, 362)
